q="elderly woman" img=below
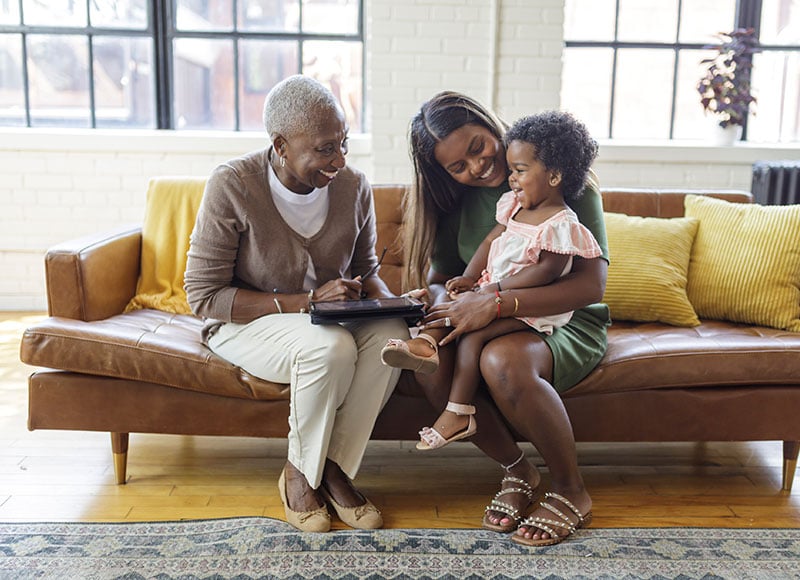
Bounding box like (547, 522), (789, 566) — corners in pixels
(184, 75), (407, 533)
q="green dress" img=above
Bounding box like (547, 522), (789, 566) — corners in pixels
(430, 182), (611, 393)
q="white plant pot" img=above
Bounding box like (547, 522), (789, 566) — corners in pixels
(710, 123), (743, 146)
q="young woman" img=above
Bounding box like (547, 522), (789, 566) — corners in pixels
(402, 92), (610, 546)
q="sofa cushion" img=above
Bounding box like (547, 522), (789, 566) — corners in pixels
(566, 319), (800, 397)
(125, 177), (206, 315)
(603, 212), (700, 327)
(685, 195), (800, 331)
(21, 310), (289, 401)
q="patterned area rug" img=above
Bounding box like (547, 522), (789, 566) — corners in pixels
(1, 517), (799, 580)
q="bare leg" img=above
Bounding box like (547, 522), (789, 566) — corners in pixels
(283, 460), (326, 512)
(480, 332), (592, 542)
(414, 336), (541, 528)
(426, 319), (529, 441)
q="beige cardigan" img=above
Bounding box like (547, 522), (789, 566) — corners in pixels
(185, 147), (379, 324)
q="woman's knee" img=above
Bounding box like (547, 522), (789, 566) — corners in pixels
(480, 334), (553, 398)
(306, 326), (358, 368)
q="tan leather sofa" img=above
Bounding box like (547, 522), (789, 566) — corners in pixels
(20, 184), (800, 491)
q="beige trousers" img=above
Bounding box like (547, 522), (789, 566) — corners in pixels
(208, 313), (408, 488)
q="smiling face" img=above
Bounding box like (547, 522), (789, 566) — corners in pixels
(506, 140), (562, 210)
(432, 123), (508, 188)
(272, 105), (349, 194)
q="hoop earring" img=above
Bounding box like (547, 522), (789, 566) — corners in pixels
(280, 156), (286, 168)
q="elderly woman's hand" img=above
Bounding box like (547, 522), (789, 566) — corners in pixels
(314, 278), (363, 302)
(419, 291), (496, 346)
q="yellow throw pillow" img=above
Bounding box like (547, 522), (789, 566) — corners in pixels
(124, 177), (206, 315)
(685, 195), (800, 331)
(603, 212), (700, 327)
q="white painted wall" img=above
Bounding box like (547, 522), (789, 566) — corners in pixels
(1, 0), (799, 311)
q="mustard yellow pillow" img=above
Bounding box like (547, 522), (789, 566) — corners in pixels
(685, 195), (800, 331)
(124, 177), (206, 315)
(603, 212), (700, 326)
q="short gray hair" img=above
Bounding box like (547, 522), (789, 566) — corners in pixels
(262, 75), (342, 141)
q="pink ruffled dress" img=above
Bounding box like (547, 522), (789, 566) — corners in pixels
(477, 191), (602, 334)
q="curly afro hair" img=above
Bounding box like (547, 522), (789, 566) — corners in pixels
(504, 111), (598, 202)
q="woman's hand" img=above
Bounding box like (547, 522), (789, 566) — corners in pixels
(419, 291), (496, 346)
(314, 278), (363, 302)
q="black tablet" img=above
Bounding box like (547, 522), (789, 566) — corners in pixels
(310, 296), (425, 325)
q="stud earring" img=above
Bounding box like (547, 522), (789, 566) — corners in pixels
(280, 156), (286, 168)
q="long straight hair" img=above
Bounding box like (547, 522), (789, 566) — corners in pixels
(403, 91), (507, 290)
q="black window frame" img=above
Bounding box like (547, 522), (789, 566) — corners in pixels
(564, 0), (799, 140)
(0, 0), (365, 130)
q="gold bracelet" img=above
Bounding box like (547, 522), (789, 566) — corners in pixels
(273, 297), (283, 314)
(512, 296), (519, 315)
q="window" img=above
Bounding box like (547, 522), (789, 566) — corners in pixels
(562, 0), (800, 142)
(0, 0), (364, 131)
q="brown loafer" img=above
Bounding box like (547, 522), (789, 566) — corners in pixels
(277, 468), (331, 533)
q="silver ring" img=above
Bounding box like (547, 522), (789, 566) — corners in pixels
(444, 317), (451, 327)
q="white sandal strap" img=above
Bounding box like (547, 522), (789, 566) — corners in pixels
(445, 401), (476, 415)
(416, 333), (439, 351)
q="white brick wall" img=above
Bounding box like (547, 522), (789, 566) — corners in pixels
(1, 0), (799, 311)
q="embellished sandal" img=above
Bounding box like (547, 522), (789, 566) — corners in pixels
(381, 333), (439, 374)
(416, 402), (477, 450)
(482, 475), (537, 533)
(511, 491), (593, 547)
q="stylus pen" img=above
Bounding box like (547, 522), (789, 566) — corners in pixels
(359, 246), (387, 298)
(360, 246), (387, 281)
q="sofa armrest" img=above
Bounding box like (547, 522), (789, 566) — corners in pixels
(45, 225), (142, 321)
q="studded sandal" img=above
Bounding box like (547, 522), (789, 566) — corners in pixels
(481, 475), (537, 533)
(511, 491), (593, 547)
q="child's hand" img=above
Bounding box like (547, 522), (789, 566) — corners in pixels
(445, 276), (475, 295)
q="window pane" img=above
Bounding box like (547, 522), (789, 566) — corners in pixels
(303, 39), (363, 133)
(617, 0), (678, 43)
(0, 34), (25, 126)
(564, 0), (615, 41)
(90, 0), (148, 29)
(176, 0), (233, 31)
(612, 49), (674, 139)
(303, 0), (359, 34)
(561, 47), (613, 139)
(24, 0), (87, 27)
(678, 0), (736, 44)
(239, 39), (299, 131)
(239, 0), (299, 32)
(94, 36), (155, 128)
(673, 49), (718, 139)
(0, 0), (21, 25)
(748, 51), (800, 143)
(759, 0), (800, 44)
(27, 34), (90, 127)
(173, 38), (234, 129)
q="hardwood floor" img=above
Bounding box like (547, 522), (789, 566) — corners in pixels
(2, 312), (798, 529)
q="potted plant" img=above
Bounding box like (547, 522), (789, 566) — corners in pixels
(697, 28), (761, 143)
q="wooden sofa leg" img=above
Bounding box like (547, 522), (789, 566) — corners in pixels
(111, 432), (130, 485)
(783, 441), (799, 492)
